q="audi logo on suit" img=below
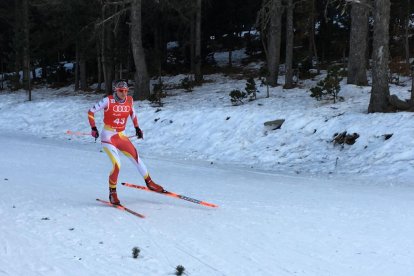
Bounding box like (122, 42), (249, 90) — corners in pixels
(112, 105), (130, 112)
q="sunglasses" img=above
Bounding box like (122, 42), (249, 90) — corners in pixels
(116, 88), (129, 93)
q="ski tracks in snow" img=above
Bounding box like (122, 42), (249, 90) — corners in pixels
(2, 134), (414, 275)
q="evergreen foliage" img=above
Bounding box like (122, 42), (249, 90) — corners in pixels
(175, 265), (185, 275)
(310, 66), (344, 103)
(245, 77), (258, 101)
(229, 89), (246, 106)
(229, 77), (259, 105)
(132, 247), (140, 259)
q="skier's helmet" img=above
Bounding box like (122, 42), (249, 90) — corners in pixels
(114, 80), (129, 92)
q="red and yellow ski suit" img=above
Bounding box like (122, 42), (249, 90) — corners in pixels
(88, 95), (150, 189)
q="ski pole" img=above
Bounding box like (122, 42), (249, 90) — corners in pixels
(66, 130), (137, 139)
(66, 130), (90, 136)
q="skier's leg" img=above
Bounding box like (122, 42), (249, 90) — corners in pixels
(102, 142), (121, 190)
(110, 133), (148, 176)
(112, 133), (164, 192)
(100, 129), (123, 204)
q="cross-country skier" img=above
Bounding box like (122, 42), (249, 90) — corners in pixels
(87, 80), (164, 205)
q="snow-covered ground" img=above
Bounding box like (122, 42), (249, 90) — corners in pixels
(1, 71), (414, 275)
(2, 133), (414, 276)
(0, 73), (413, 184)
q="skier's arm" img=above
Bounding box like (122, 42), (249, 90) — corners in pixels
(88, 97), (109, 128)
(130, 100), (143, 138)
(130, 101), (139, 128)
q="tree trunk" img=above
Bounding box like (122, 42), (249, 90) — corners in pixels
(411, 69), (414, 102)
(102, 3), (114, 95)
(1, 59), (3, 90)
(405, 0), (410, 66)
(194, 0), (202, 83)
(153, 18), (162, 77)
(130, 0), (150, 100)
(266, 0), (283, 87)
(284, 0), (294, 89)
(103, 28), (114, 95)
(22, 0), (30, 99)
(347, 0), (369, 85)
(14, 0), (22, 89)
(80, 54), (87, 91)
(309, 0), (319, 74)
(97, 39), (102, 92)
(1, 60), (3, 90)
(190, 13), (195, 77)
(75, 41), (80, 91)
(368, 0), (391, 113)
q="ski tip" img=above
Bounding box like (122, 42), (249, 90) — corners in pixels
(205, 203), (219, 208)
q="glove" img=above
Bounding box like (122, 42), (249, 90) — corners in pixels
(135, 127), (143, 139)
(91, 127), (99, 139)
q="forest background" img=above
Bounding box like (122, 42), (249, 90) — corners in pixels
(0, 0), (412, 114)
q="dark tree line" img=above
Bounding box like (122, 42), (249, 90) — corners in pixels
(0, 0), (413, 112)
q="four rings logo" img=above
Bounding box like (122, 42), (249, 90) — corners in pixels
(112, 105), (130, 112)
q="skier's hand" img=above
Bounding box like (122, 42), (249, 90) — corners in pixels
(135, 127), (143, 139)
(91, 127), (99, 139)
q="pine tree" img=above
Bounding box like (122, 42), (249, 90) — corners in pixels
(245, 77), (258, 101)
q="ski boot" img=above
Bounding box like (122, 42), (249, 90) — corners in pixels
(109, 188), (121, 205)
(145, 176), (164, 192)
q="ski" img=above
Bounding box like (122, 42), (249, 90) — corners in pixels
(121, 182), (219, 208)
(96, 198), (145, 218)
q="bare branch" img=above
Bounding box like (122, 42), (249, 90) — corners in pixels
(105, 0), (132, 5)
(95, 7), (130, 27)
(344, 0), (373, 10)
